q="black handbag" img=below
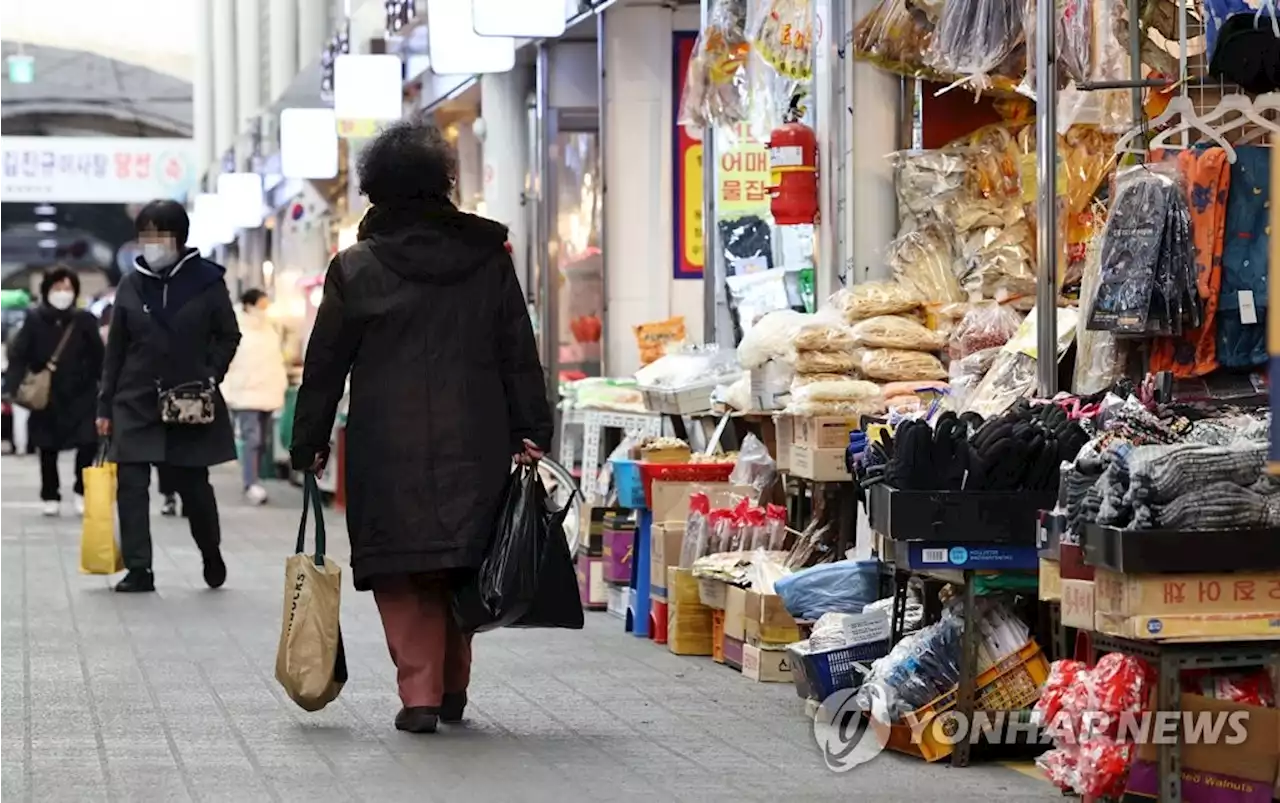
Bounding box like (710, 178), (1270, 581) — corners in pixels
(158, 380), (216, 425)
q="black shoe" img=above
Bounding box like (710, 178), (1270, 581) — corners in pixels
(202, 549), (226, 589)
(160, 496), (177, 517)
(439, 692), (467, 723)
(114, 570), (155, 593)
(394, 707), (438, 734)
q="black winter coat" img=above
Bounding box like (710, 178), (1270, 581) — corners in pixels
(100, 251), (242, 467)
(4, 306), (104, 451)
(291, 202), (553, 592)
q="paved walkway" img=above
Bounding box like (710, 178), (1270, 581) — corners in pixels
(0, 453), (1059, 802)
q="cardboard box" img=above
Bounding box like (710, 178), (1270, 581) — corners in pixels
(1132, 695), (1280, 796)
(723, 634), (745, 669)
(650, 481), (756, 524)
(774, 414), (793, 472)
(1039, 558), (1062, 601)
(699, 577), (728, 610)
(795, 415), (861, 449)
(790, 444), (851, 482)
(744, 590), (802, 644)
(667, 604), (714, 655)
(1094, 610), (1280, 641)
(576, 553), (606, 609)
(667, 567), (701, 606)
(742, 643), (792, 682)
(1060, 579), (1095, 629)
(1126, 760), (1275, 803)
(724, 585), (748, 641)
(712, 610), (726, 664)
(650, 523), (686, 601)
(602, 529), (634, 584)
(1095, 568), (1280, 618)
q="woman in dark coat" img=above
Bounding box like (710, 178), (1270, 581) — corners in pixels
(98, 200), (242, 593)
(291, 119), (552, 734)
(4, 268), (104, 515)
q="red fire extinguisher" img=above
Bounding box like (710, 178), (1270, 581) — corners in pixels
(767, 121), (819, 226)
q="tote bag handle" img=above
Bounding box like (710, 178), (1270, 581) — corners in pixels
(295, 473), (327, 566)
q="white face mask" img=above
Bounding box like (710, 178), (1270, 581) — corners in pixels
(142, 242), (177, 268)
(48, 290), (75, 311)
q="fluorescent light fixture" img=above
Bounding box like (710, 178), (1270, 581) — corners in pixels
(216, 172), (266, 229)
(35, 221), (56, 232)
(191, 193), (236, 246)
(427, 0), (515, 75)
(34, 204), (56, 216)
(333, 54), (404, 124)
(280, 108), (339, 179)
(472, 0), (566, 37)
(38, 238), (57, 249)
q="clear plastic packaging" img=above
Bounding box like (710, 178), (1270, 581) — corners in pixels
(890, 150), (969, 227)
(745, 0), (814, 140)
(850, 315), (948, 351)
(792, 372), (858, 388)
(765, 504), (788, 550)
(784, 399), (887, 417)
(1073, 239), (1125, 395)
(708, 508), (735, 555)
(859, 348), (948, 382)
(741, 505), (766, 553)
(794, 321), (856, 352)
(790, 378), (884, 403)
(795, 350), (859, 375)
(929, 0), (1025, 87)
(887, 226), (966, 304)
(949, 301), (1023, 358)
(729, 433), (778, 495)
(851, 0), (937, 80)
(677, 0), (751, 131)
(737, 309), (810, 368)
(680, 492), (713, 568)
(831, 280), (924, 323)
(963, 349), (1035, 416)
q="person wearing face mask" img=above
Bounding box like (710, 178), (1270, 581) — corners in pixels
(98, 200), (242, 593)
(4, 268), (105, 516)
(221, 288), (288, 505)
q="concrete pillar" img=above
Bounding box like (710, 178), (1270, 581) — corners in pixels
(212, 0), (238, 159)
(194, 0), (215, 176)
(269, 0), (298, 99)
(297, 0), (329, 67)
(236, 0), (263, 131)
(454, 121), (484, 213)
(602, 3), (701, 376)
(480, 70), (530, 286)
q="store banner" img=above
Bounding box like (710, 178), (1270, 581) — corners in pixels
(673, 31), (704, 280)
(718, 126), (771, 218)
(0, 136), (195, 204)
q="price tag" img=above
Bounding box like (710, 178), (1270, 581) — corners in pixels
(1239, 290), (1258, 325)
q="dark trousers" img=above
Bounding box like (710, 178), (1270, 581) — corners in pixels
(118, 462), (222, 572)
(39, 445), (97, 501)
(156, 464), (177, 497)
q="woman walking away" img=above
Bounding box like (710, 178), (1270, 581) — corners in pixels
(4, 268), (104, 516)
(222, 289), (288, 505)
(290, 119), (552, 734)
(98, 200), (242, 593)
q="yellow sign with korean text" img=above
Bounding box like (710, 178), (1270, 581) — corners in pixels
(718, 130), (771, 218)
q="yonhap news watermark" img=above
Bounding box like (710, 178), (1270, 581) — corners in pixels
(812, 682), (1257, 772)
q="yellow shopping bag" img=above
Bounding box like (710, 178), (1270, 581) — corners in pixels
(79, 451), (123, 575)
(275, 473), (347, 711)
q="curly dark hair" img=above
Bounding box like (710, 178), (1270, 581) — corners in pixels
(40, 266), (80, 303)
(357, 119), (457, 205)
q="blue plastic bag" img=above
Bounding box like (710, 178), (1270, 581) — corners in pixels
(775, 559), (882, 620)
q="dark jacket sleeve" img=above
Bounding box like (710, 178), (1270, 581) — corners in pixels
(495, 253), (552, 452)
(207, 282), (241, 382)
(291, 257), (362, 469)
(3, 317), (33, 398)
(98, 306), (127, 419)
(79, 312), (105, 390)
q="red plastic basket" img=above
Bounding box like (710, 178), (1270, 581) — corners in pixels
(639, 462), (735, 508)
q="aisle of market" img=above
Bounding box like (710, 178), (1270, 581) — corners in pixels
(0, 455), (1055, 803)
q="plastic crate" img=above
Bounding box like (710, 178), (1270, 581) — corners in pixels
(895, 640), (1051, 762)
(640, 462), (735, 508)
(788, 640), (889, 701)
(611, 459), (648, 509)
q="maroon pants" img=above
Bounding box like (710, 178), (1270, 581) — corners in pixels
(372, 574), (472, 708)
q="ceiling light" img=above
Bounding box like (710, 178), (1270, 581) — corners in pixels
(38, 238), (58, 249)
(35, 221), (57, 232)
(34, 204), (56, 216)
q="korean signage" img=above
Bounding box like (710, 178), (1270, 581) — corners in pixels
(672, 31), (704, 280)
(0, 137), (196, 204)
(718, 126), (771, 217)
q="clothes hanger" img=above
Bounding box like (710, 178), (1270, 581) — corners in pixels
(1141, 95), (1239, 161)
(1237, 92), (1280, 144)
(1202, 93), (1280, 144)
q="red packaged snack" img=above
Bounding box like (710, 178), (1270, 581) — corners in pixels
(1035, 659), (1086, 726)
(680, 492), (713, 567)
(1035, 748), (1079, 792)
(764, 503), (788, 550)
(742, 505), (767, 550)
(1182, 669), (1275, 707)
(1076, 736), (1135, 799)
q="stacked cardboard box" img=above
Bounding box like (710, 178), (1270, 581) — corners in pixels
(667, 567), (714, 655)
(1093, 568), (1280, 640)
(740, 590), (802, 682)
(788, 416), (859, 482)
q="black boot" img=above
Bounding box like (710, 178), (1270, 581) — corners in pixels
(114, 570), (155, 593)
(160, 495), (177, 517)
(439, 692), (467, 723)
(394, 707), (438, 734)
(202, 548), (226, 589)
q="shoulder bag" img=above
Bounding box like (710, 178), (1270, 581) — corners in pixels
(15, 322), (76, 411)
(158, 379), (217, 425)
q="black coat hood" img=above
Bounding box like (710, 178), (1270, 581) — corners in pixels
(356, 201), (509, 285)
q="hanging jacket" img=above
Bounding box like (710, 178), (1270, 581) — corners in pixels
(221, 307), (289, 412)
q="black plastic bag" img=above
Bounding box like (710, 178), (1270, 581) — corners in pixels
(452, 466), (545, 633)
(512, 489), (584, 630)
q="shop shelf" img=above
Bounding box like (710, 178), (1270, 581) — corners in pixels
(639, 462), (735, 508)
(611, 459), (647, 509)
(868, 484), (1054, 544)
(896, 639), (1050, 763)
(1083, 522), (1280, 574)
